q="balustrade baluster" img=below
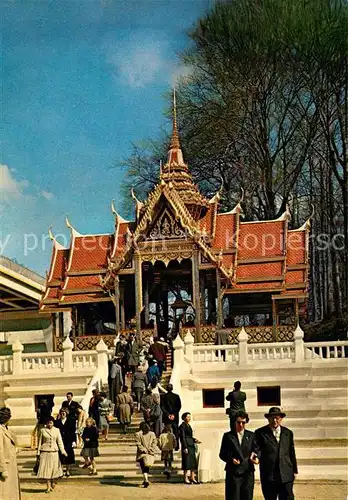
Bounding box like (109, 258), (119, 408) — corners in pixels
(334, 345), (338, 358)
(82, 355), (86, 367)
(319, 346), (323, 358)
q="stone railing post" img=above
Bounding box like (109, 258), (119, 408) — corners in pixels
(96, 339), (108, 385)
(169, 334), (185, 393)
(293, 324), (305, 363)
(12, 339), (24, 375)
(184, 329), (195, 363)
(238, 327), (249, 365)
(62, 336), (74, 372)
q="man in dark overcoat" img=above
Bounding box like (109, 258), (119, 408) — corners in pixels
(219, 410), (259, 500)
(126, 333), (141, 374)
(226, 381), (247, 428)
(255, 407), (298, 500)
(161, 384), (182, 450)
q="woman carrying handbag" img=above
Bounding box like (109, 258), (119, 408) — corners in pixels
(135, 421), (158, 488)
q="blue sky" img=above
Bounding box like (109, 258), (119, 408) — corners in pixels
(1, 0), (211, 275)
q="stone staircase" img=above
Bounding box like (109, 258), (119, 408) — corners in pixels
(17, 360), (181, 485)
(18, 413), (184, 485)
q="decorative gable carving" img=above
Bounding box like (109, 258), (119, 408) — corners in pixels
(149, 208), (186, 240)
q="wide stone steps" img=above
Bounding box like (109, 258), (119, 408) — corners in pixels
(17, 410), (185, 484)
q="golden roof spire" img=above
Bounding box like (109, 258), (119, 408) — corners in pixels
(170, 87), (181, 150)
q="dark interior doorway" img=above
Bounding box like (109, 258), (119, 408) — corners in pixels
(202, 388), (225, 408)
(257, 386), (281, 406)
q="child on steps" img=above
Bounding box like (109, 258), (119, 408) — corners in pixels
(81, 418), (99, 475)
(158, 424), (177, 479)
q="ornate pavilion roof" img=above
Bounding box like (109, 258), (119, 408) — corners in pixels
(40, 98), (310, 311)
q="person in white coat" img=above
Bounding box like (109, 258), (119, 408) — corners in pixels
(0, 407), (21, 500)
(37, 417), (67, 493)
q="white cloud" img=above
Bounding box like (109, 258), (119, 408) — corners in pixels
(170, 64), (193, 86)
(0, 164), (29, 203)
(106, 39), (165, 88)
(42, 190), (54, 200)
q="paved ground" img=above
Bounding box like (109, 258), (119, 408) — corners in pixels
(20, 480), (348, 500)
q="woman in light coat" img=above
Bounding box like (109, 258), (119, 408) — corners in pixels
(135, 421), (158, 488)
(0, 407), (21, 500)
(37, 416), (67, 493)
(115, 385), (134, 433)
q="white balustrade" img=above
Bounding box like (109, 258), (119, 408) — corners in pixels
(193, 344), (239, 363)
(72, 351), (98, 369)
(304, 341), (348, 360)
(248, 342), (294, 361)
(21, 353), (63, 371)
(0, 356), (13, 374)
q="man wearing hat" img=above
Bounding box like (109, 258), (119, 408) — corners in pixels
(255, 407), (298, 500)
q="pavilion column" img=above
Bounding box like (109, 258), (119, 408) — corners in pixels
(58, 312), (64, 337)
(294, 298), (299, 325)
(216, 268), (223, 328)
(134, 252), (143, 339)
(192, 250), (201, 342)
(200, 272), (206, 324)
(71, 306), (77, 342)
(114, 276), (120, 335)
(272, 299), (277, 341)
(206, 273), (216, 323)
(51, 313), (57, 351)
(144, 277), (150, 326)
(120, 285), (126, 331)
(162, 287), (169, 334)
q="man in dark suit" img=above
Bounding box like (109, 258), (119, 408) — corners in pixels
(255, 407), (298, 500)
(226, 381), (247, 425)
(126, 333), (141, 374)
(161, 384), (182, 450)
(219, 410), (259, 500)
(61, 392), (82, 422)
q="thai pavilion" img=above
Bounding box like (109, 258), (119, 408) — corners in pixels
(40, 101), (310, 351)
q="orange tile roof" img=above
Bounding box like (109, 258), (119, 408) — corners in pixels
(68, 234), (112, 272)
(285, 270), (305, 284)
(232, 282), (283, 290)
(236, 262), (283, 280)
(238, 221), (285, 259)
(47, 247), (69, 283)
(287, 231), (306, 265)
(213, 213), (237, 249)
(60, 292), (108, 303)
(62, 275), (102, 291)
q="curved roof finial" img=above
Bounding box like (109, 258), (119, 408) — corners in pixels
(170, 87), (181, 150)
(65, 215), (82, 237)
(48, 226), (55, 241)
(65, 214), (73, 230)
(297, 204), (314, 231)
(131, 187), (141, 204)
(111, 199), (117, 216)
(309, 202), (315, 221)
(239, 186), (245, 204)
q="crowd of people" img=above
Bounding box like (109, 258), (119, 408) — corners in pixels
(0, 345), (298, 500)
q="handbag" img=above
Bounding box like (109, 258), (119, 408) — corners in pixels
(106, 414), (114, 423)
(33, 455), (40, 475)
(225, 408), (231, 416)
(142, 454), (155, 467)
